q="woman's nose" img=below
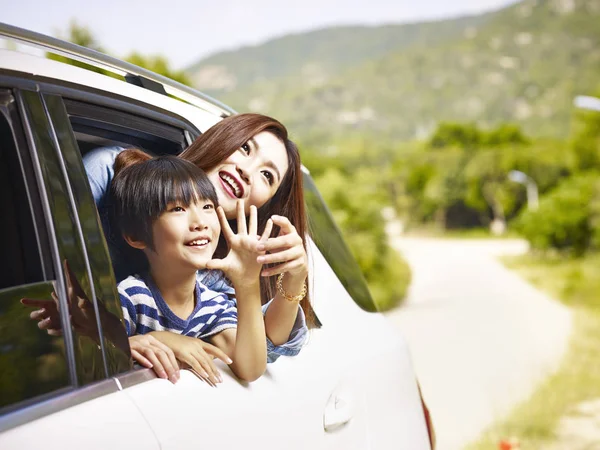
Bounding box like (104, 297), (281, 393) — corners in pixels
(236, 162), (252, 185)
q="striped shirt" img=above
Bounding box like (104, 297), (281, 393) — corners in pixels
(118, 274), (237, 339)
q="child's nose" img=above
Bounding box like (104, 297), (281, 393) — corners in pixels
(189, 208), (207, 230)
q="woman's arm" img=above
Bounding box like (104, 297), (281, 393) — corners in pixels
(257, 215), (309, 345)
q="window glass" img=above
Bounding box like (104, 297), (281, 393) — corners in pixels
(0, 90), (71, 411)
(303, 172), (377, 312)
(19, 90), (107, 385)
(44, 94), (131, 375)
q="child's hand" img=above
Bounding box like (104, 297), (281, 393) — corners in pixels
(206, 200), (273, 288)
(129, 334), (180, 383)
(150, 332), (233, 387)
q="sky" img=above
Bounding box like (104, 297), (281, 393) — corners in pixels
(2, 0), (518, 69)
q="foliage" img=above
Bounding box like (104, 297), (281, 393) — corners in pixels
(313, 165), (411, 310)
(47, 20), (111, 76)
(47, 21), (190, 85)
(125, 52), (191, 86)
(515, 174), (599, 255)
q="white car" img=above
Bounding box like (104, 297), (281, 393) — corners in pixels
(0, 23), (433, 450)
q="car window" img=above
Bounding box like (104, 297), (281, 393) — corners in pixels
(303, 172), (377, 312)
(43, 93), (132, 375)
(0, 89), (71, 411)
(65, 98), (190, 156)
(19, 90), (108, 385)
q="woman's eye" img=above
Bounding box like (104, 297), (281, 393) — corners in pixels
(241, 142), (251, 154)
(262, 170), (274, 186)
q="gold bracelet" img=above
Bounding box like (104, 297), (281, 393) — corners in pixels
(276, 273), (307, 303)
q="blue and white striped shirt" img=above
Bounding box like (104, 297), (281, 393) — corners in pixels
(118, 275), (237, 339)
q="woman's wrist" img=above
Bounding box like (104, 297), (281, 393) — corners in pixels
(277, 272), (307, 303)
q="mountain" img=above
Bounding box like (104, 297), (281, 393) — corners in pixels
(186, 0), (600, 142)
(186, 15), (489, 94)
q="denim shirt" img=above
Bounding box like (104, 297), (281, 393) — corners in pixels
(82, 146), (307, 362)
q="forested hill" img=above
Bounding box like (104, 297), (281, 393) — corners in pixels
(186, 14), (489, 93)
(186, 0), (600, 142)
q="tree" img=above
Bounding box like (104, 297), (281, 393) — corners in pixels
(48, 21), (191, 86)
(125, 52), (191, 86)
(47, 20), (109, 75)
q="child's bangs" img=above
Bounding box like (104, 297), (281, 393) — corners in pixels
(161, 175), (204, 210)
(151, 158), (218, 215)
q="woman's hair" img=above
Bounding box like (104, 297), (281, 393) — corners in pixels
(180, 114), (313, 326)
(111, 148), (218, 249)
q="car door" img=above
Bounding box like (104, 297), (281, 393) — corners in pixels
(0, 85), (159, 450)
(304, 174), (433, 450)
(48, 89), (329, 449)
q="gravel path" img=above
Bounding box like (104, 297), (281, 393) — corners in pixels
(384, 237), (573, 450)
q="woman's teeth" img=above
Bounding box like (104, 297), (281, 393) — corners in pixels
(220, 173), (242, 198)
(188, 239), (209, 246)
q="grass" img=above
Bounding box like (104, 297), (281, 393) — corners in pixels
(467, 252), (600, 449)
(404, 225), (520, 239)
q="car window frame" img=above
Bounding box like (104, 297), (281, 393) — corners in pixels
(0, 85), (124, 433)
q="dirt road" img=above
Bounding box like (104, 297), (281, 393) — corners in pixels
(385, 238), (573, 450)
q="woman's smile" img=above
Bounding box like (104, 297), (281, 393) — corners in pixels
(218, 171), (245, 199)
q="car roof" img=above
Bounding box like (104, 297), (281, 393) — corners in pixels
(0, 23), (232, 133)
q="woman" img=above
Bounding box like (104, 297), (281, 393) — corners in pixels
(37, 113), (312, 382)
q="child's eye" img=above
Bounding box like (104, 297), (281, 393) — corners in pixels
(203, 203), (214, 210)
(241, 142), (251, 154)
(170, 206), (185, 212)
(262, 170), (274, 186)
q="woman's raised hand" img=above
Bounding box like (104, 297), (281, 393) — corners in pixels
(206, 199), (273, 288)
(256, 215), (308, 281)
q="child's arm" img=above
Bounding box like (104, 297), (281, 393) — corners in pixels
(206, 201), (269, 381)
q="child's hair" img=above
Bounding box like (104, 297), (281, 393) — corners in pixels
(110, 148), (218, 249)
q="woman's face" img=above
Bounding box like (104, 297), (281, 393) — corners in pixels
(206, 131), (289, 218)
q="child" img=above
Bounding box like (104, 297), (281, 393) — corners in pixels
(112, 149), (271, 384)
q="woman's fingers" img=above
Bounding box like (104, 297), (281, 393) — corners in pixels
(257, 247), (302, 265)
(248, 205), (258, 237)
(262, 260), (303, 277)
(216, 206), (234, 240)
(236, 199), (247, 235)
(258, 234), (302, 252)
(260, 219), (274, 243)
(270, 214), (295, 233)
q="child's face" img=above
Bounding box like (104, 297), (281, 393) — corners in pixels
(146, 198), (221, 271)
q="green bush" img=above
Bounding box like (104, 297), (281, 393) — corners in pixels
(314, 167), (411, 310)
(515, 173), (600, 255)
